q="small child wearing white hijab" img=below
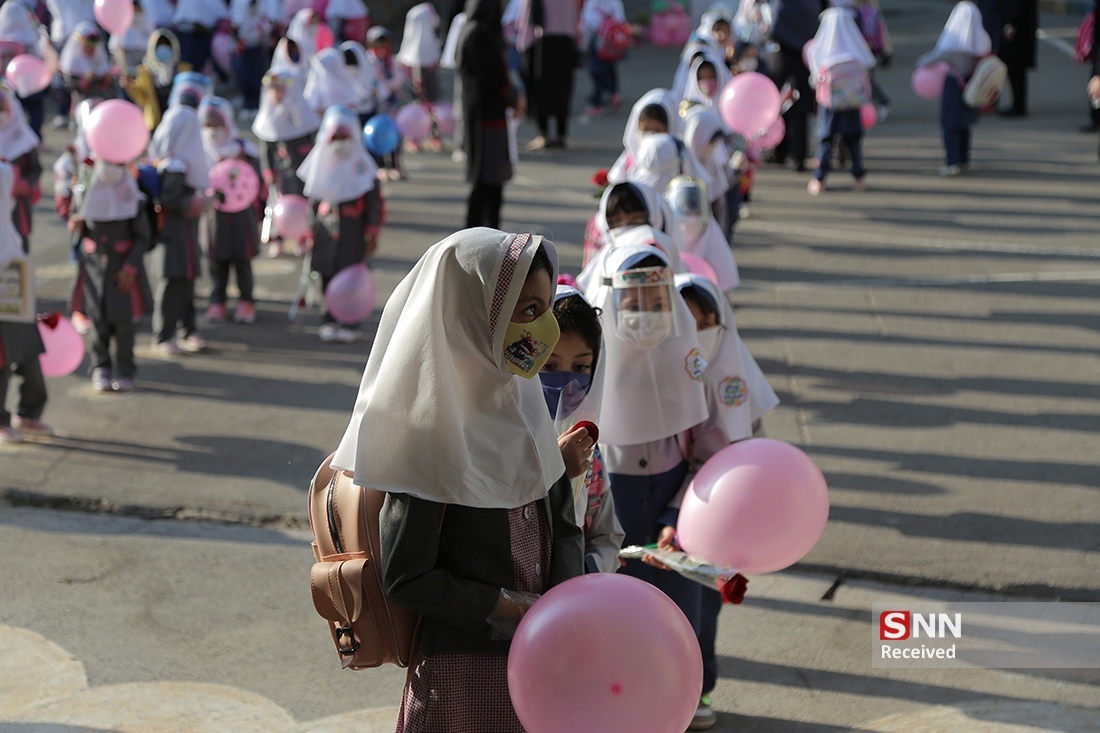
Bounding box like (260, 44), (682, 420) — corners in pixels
(806, 6), (876, 195)
(0, 86), (42, 253)
(0, 161), (49, 443)
(607, 90), (677, 185)
(70, 157), (153, 392)
(665, 175), (740, 292)
(396, 3), (442, 110)
(916, 1), (991, 176)
(59, 22), (112, 110)
(252, 69), (321, 198)
(366, 26), (407, 179)
(198, 97), (263, 324)
(303, 47), (361, 115)
(340, 41), (384, 126)
(149, 105), (216, 355)
(297, 105), (383, 343)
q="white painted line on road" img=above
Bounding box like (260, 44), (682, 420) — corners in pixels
(1037, 29), (1077, 58)
(742, 220), (1100, 259)
(748, 269), (1100, 290)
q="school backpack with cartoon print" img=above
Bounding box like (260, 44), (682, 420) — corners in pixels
(595, 14), (632, 62)
(963, 55), (1008, 110)
(815, 60), (872, 111)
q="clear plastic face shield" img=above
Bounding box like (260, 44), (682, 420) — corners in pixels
(665, 175), (711, 246)
(609, 261), (680, 349)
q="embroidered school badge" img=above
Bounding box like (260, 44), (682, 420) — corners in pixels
(685, 348), (707, 382)
(718, 376), (749, 407)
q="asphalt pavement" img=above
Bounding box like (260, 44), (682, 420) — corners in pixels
(1, 0), (1098, 730)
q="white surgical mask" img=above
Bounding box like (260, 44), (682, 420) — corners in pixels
(329, 139), (353, 156)
(202, 126), (229, 146)
(617, 310), (672, 349)
(696, 325), (722, 362)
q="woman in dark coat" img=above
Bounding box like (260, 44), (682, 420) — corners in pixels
(767, 0), (821, 171)
(998, 0), (1038, 117)
(458, 0), (524, 229)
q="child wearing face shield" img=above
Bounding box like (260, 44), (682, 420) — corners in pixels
(198, 97), (263, 325)
(588, 244), (717, 727)
(0, 86), (42, 254)
(0, 161), (50, 443)
(665, 175), (740, 292)
(539, 286), (625, 574)
(69, 156), (153, 392)
(297, 106), (384, 344)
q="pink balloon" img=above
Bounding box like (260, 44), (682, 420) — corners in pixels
(911, 62), (948, 101)
(5, 54), (52, 96)
(315, 23), (335, 51)
(679, 438), (830, 574)
(93, 0), (134, 36)
(37, 315), (85, 378)
(860, 102), (878, 131)
(208, 159), (260, 213)
(395, 103), (432, 140)
(749, 115), (785, 152)
(719, 71), (781, 138)
(509, 574), (702, 733)
(85, 100), (149, 164)
(431, 102), (455, 136)
(680, 251), (718, 286)
(666, 8), (692, 47)
(324, 263), (376, 323)
(273, 194), (311, 240)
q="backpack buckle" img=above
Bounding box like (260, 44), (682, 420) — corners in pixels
(335, 626), (359, 655)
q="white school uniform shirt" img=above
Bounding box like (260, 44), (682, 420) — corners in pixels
(231, 0), (274, 49)
(332, 230), (566, 509)
(396, 2), (441, 69)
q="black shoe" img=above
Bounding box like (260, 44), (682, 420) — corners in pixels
(999, 109), (1027, 118)
(545, 138), (566, 149)
(1080, 123), (1100, 133)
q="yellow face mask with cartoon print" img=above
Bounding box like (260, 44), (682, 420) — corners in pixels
(503, 309), (561, 379)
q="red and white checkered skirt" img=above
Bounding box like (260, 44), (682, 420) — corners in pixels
(395, 501), (550, 733)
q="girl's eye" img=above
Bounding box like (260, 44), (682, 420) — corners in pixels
(574, 363), (592, 373)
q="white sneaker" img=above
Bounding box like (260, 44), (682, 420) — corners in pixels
(938, 165), (961, 177)
(688, 695), (718, 730)
(319, 324), (340, 342)
(335, 327), (360, 343)
(738, 203), (752, 220)
(0, 426), (25, 444)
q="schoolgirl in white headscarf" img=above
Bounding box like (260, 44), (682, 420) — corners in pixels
(303, 47), (360, 114)
(607, 89), (679, 184)
(733, 0), (772, 45)
(252, 69), (320, 196)
(339, 41), (383, 122)
(151, 105), (212, 191)
(284, 8), (319, 67)
(629, 132), (708, 195)
(923, 0), (991, 60)
(59, 22), (110, 78)
(665, 175), (740, 292)
(396, 3), (442, 95)
(0, 1), (40, 50)
(681, 51), (732, 109)
(0, 86), (41, 252)
(806, 4), (876, 77)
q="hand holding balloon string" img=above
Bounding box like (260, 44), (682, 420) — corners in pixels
(486, 588), (541, 640)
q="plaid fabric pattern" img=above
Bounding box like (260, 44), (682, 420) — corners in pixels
(395, 500), (551, 733)
(488, 233), (531, 342)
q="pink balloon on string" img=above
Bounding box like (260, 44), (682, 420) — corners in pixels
(431, 103), (456, 136)
(93, 0), (134, 36)
(749, 115), (785, 152)
(324, 263), (376, 324)
(509, 574), (702, 733)
(315, 23), (335, 51)
(860, 102), (878, 131)
(678, 438), (830, 574)
(37, 314), (85, 378)
(679, 252), (719, 286)
(719, 71), (781, 137)
(911, 62), (949, 100)
(395, 103), (432, 140)
(84, 99), (149, 164)
(273, 195), (311, 240)
(5, 54), (52, 96)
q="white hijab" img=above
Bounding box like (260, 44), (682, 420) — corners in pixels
(285, 9), (318, 64)
(0, 163), (22, 268)
(173, 0), (228, 26)
(440, 11), (466, 70)
(59, 23), (110, 76)
(340, 41), (381, 113)
(594, 181), (672, 240)
(396, 2), (441, 68)
(296, 105), (377, 203)
(303, 47), (360, 112)
(199, 96), (257, 161)
(78, 159), (141, 221)
(150, 106), (212, 189)
(674, 273), (753, 441)
(672, 40), (713, 102)
(608, 89), (679, 184)
(326, 0), (366, 20)
(733, 0), (771, 44)
(932, 1), (991, 57)
(578, 224), (683, 306)
(251, 69), (321, 141)
(682, 107), (730, 200)
(332, 229), (567, 509)
(682, 52), (731, 109)
(589, 244), (709, 446)
(669, 208), (740, 292)
(808, 7), (875, 75)
(0, 1), (40, 49)
(108, 5), (153, 53)
(269, 36), (306, 74)
(0, 88), (40, 161)
(630, 133), (706, 194)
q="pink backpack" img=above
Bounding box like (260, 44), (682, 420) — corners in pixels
(596, 14), (632, 62)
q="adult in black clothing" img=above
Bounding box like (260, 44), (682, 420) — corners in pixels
(998, 0), (1038, 117)
(767, 0), (821, 171)
(457, 0), (525, 229)
(976, 0), (1003, 53)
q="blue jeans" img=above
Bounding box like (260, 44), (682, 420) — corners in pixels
(943, 128), (971, 167)
(235, 46), (265, 111)
(587, 49), (618, 107)
(700, 587), (723, 695)
(814, 134), (865, 183)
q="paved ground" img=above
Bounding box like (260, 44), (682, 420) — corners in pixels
(1, 0), (1098, 730)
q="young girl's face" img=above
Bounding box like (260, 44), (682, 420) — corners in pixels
(697, 65), (719, 97)
(639, 117), (668, 136)
(81, 38), (98, 56)
(712, 21), (731, 47)
(542, 332), (594, 374)
(619, 285), (670, 313)
(371, 39), (391, 57)
(512, 268), (553, 324)
(606, 206), (649, 230)
(686, 298), (719, 330)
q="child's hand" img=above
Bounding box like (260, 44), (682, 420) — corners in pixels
(115, 267), (137, 294)
(642, 526), (679, 570)
(558, 423), (595, 479)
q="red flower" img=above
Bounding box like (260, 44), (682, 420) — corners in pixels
(592, 169), (609, 188)
(37, 312), (61, 330)
(720, 574), (748, 604)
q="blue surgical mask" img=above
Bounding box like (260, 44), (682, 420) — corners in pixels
(539, 371), (592, 419)
(155, 46), (173, 63)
